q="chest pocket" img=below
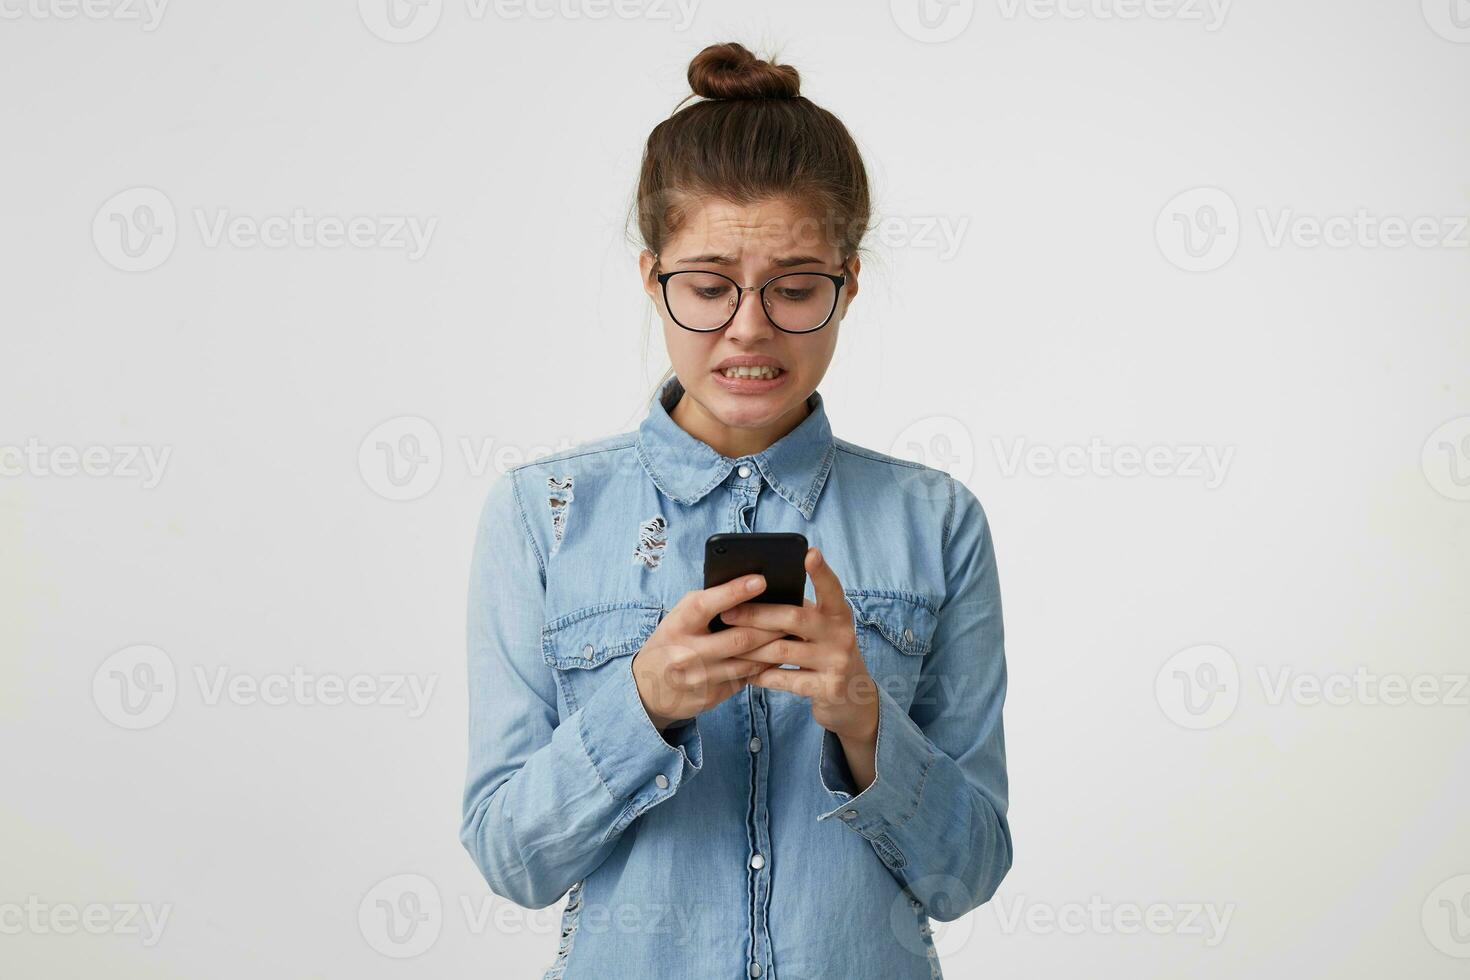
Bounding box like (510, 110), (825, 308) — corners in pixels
(846, 591), (939, 713)
(542, 601), (664, 715)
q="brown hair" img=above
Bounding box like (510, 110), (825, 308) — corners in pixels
(633, 42), (872, 395)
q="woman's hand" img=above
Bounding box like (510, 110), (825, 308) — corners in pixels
(718, 548), (880, 752)
(630, 574), (789, 732)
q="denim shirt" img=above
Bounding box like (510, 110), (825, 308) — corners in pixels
(460, 375), (1012, 979)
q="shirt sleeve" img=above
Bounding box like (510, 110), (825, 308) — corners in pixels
(459, 469), (704, 909)
(814, 476), (1013, 921)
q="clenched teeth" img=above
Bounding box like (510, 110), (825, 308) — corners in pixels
(720, 366), (782, 379)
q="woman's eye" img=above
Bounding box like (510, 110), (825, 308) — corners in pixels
(776, 288), (814, 301)
(694, 287), (729, 300)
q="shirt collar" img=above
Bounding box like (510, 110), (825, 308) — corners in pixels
(635, 375), (836, 521)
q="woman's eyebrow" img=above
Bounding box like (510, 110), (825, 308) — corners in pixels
(674, 253), (829, 267)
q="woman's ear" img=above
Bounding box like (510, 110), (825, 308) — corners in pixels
(843, 254), (861, 304)
(638, 249), (659, 299)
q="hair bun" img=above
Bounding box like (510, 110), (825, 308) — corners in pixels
(688, 42), (800, 101)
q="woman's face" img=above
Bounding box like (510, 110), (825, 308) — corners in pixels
(640, 196), (860, 443)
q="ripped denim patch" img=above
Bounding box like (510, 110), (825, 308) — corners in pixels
(631, 515), (668, 570)
(548, 475), (574, 554)
(541, 879), (584, 979)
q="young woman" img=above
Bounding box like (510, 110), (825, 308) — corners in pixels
(460, 42), (1012, 979)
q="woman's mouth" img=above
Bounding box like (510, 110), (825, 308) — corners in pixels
(711, 364), (788, 392)
(719, 365), (782, 380)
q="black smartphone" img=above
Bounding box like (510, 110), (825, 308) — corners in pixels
(704, 532), (809, 633)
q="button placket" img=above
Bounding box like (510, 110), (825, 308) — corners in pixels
(744, 664), (774, 980)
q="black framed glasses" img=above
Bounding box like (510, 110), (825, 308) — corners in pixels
(655, 264), (847, 334)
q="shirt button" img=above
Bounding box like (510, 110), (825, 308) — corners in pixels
(841, 809), (858, 821)
(749, 964), (762, 977)
(748, 736), (762, 753)
(737, 464), (751, 478)
(902, 627), (915, 644)
(654, 773), (669, 790)
(582, 643), (595, 656)
(750, 852), (765, 870)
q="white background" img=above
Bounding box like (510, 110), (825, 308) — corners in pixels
(2, 1), (1468, 977)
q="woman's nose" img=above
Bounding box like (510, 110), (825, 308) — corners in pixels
(724, 285), (775, 341)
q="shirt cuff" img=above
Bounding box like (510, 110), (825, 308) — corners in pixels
(816, 679), (937, 845)
(576, 652), (703, 806)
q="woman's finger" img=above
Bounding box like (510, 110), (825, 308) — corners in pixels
(806, 547), (848, 616)
(721, 601), (815, 638)
(730, 638), (827, 670)
(695, 625), (787, 661)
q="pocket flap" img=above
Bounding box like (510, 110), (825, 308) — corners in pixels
(542, 602), (662, 669)
(846, 592), (939, 655)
